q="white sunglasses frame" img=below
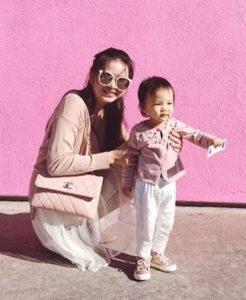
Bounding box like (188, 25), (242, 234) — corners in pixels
(98, 70), (132, 91)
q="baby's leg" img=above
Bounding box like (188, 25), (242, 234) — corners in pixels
(134, 179), (158, 258)
(152, 181), (176, 254)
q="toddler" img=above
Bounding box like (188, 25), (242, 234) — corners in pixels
(122, 76), (223, 281)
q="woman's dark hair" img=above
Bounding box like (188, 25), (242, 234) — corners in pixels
(75, 48), (134, 151)
(138, 76), (175, 117)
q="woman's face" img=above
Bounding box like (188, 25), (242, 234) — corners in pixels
(91, 59), (130, 107)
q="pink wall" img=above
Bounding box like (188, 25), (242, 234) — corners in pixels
(1, 1), (245, 203)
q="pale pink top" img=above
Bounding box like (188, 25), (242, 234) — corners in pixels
(33, 93), (111, 177)
(29, 93), (135, 271)
(122, 118), (215, 187)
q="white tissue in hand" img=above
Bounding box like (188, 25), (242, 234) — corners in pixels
(207, 139), (226, 158)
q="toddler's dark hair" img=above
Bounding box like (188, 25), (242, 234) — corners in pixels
(138, 76), (175, 117)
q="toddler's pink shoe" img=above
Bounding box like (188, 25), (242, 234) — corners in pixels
(134, 257), (151, 281)
(151, 253), (177, 272)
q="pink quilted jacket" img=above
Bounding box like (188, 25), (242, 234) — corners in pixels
(122, 118), (215, 187)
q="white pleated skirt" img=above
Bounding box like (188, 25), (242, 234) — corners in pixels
(32, 209), (110, 271)
(30, 167), (135, 272)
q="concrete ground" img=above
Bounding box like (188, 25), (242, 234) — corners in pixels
(0, 201), (245, 300)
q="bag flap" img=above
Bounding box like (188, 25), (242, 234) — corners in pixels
(35, 174), (103, 198)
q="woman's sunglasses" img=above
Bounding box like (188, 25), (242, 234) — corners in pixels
(98, 70), (132, 91)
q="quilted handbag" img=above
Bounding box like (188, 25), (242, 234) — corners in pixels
(31, 173), (103, 218)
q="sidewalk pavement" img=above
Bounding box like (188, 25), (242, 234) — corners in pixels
(0, 201), (245, 300)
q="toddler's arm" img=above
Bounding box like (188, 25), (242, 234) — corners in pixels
(121, 127), (139, 197)
(173, 120), (223, 149)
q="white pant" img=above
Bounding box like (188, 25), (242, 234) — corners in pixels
(134, 178), (176, 258)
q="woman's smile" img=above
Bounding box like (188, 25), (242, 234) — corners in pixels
(102, 88), (116, 98)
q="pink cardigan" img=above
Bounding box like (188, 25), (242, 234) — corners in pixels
(33, 93), (111, 177)
(29, 93), (127, 218)
(122, 118), (215, 187)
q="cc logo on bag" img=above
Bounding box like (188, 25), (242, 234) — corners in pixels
(63, 182), (73, 189)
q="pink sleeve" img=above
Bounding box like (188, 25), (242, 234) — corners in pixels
(47, 94), (110, 176)
(174, 119), (216, 149)
(121, 127), (139, 187)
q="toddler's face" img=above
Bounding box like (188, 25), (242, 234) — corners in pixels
(143, 87), (174, 126)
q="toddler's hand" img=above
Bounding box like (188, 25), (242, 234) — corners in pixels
(122, 186), (132, 198)
(209, 137), (223, 148)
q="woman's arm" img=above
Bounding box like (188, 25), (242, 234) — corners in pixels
(46, 94), (132, 176)
(47, 94), (111, 176)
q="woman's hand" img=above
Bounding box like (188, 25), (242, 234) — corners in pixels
(109, 148), (139, 167)
(169, 130), (183, 153)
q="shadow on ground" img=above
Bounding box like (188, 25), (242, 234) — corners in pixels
(0, 212), (72, 267)
(110, 252), (136, 280)
(0, 212), (136, 278)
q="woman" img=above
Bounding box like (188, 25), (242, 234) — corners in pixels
(29, 48), (182, 271)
